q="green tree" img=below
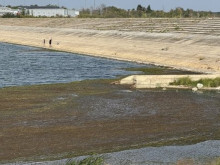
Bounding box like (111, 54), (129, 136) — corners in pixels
(137, 4), (144, 11)
(146, 5), (152, 13)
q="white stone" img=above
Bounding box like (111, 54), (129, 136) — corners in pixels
(197, 83), (204, 89)
(192, 87), (198, 92)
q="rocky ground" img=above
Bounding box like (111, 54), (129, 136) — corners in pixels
(11, 140), (220, 165)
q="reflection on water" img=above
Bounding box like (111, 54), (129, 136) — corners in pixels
(0, 42), (150, 88)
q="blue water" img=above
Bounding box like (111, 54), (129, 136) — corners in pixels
(0, 42), (150, 88)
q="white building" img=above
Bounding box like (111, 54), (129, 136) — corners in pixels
(25, 7), (79, 17)
(0, 7), (20, 16)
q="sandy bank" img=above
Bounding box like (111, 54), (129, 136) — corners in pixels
(0, 18), (220, 73)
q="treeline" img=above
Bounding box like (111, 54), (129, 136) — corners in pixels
(79, 4), (217, 18)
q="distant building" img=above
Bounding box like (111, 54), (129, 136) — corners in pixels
(0, 7), (20, 16)
(24, 6), (79, 17)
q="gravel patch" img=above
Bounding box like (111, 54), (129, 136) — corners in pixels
(8, 140), (220, 165)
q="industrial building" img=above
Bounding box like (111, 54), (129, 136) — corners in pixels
(0, 6), (20, 16)
(24, 6), (79, 17)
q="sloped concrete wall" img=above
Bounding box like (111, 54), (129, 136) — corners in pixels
(120, 74), (220, 88)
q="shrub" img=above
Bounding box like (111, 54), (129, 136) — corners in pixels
(66, 156), (104, 165)
(2, 13), (18, 18)
(170, 77), (194, 86)
(170, 77), (220, 87)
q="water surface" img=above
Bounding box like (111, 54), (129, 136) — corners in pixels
(0, 42), (149, 88)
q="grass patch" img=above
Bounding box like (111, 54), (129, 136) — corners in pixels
(124, 67), (199, 75)
(170, 77), (220, 87)
(66, 156), (103, 165)
(125, 67), (165, 74)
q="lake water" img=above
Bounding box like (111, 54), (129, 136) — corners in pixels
(0, 42), (152, 88)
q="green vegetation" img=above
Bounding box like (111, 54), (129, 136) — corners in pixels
(0, 78), (219, 162)
(79, 4), (215, 18)
(1, 12), (36, 18)
(170, 77), (220, 87)
(125, 67), (169, 74)
(2, 13), (21, 18)
(66, 156), (103, 165)
(80, 6), (128, 18)
(1, 4), (217, 18)
(124, 67), (199, 75)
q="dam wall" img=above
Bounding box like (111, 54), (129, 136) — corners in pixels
(120, 74), (220, 88)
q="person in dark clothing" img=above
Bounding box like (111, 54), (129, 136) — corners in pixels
(43, 39), (46, 45)
(49, 38), (52, 47)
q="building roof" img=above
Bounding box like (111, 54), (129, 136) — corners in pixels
(19, 6), (60, 9)
(0, 7), (11, 9)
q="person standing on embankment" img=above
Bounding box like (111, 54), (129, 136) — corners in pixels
(49, 38), (52, 47)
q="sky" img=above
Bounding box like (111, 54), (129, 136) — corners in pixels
(0, 0), (218, 12)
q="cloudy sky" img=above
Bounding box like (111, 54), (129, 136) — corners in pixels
(0, 0), (218, 12)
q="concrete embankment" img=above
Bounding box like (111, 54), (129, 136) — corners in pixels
(0, 18), (220, 74)
(120, 74), (220, 88)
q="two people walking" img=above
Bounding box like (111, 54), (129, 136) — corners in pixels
(43, 38), (52, 47)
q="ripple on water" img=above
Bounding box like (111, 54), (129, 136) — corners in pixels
(0, 42), (148, 88)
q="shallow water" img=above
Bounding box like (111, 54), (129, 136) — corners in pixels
(0, 43), (219, 163)
(0, 42), (150, 88)
(0, 42), (201, 88)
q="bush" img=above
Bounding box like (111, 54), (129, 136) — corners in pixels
(2, 13), (19, 18)
(66, 156), (104, 165)
(170, 77), (194, 86)
(170, 77), (220, 87)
